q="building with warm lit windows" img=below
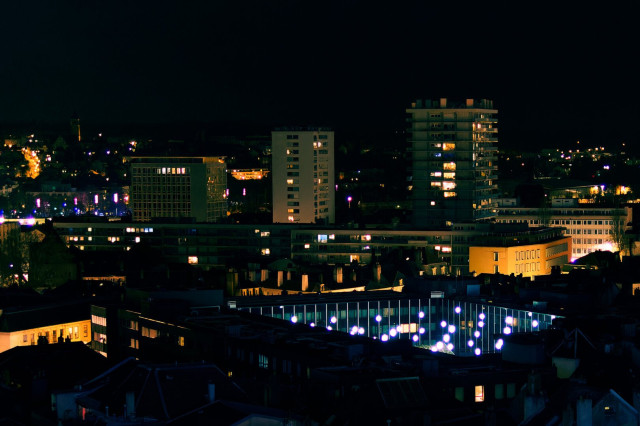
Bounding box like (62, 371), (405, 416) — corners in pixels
(272, 128), (335, 224)
(495, 199), (631, 261)
(407, 98), (498, 227)
(0, 302), (91, 353)
(130, 156), (227, 223)
(469, 227), (571, 278)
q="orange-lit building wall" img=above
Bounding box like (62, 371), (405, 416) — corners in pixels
(469, 237), (572, 278)
(0, 319), (91, 353)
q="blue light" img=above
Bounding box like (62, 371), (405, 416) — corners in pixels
(479, 312), (486, 320)
(290, 315), (298, 323)
(474, 330), (480, 338)
(454, 306), (461, 314)
(330, 316), (337, 324)
(419, 327), (425, 334)
(375, 314), (382, 322)
(381, 334), (389, 342)
(475, 348), (482, 356)
(419, 311), (425, 319)
(440, 320), (447, 328)
(532, 320), (539, 328)
(478, 321), (485, 328)
(389, 329), (397, 337)
(467, 339), (474, 347)
(412, 335), (419, 342)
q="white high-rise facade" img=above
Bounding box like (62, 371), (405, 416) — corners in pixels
(407, 98), (498, 227)
(272, 128), (335, 224)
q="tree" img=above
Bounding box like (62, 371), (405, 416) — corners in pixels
(610, 210), (629, 256)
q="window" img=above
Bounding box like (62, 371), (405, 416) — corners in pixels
(495, 384), (504, 400)
(454, 387), (464, 402)
(475, 385), (484, 402)
(259, 354), (269, 369)
(494, 265), (499, 273)
(493, 252), (499, 262)
(506, 383), (516, 398)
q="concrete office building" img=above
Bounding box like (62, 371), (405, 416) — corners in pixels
(495, 199), (631, 261)
(407, 98), (498, 227)
(272, 128), (335, 224)
(130, 157), (227, 223)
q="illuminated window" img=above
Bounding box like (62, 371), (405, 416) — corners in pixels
(443, 162), (456, 171)
(304, 243), (310, 249)
(443, 172), (455, 179)
(431, 182), (442, 187)
(260, 231), (270, 237)
(188, 256), (198, 264)
(430, 171), (442, 177)
(286, 179), (294, 184)
(135, 236), (141, 243)
(362, 235), (371, 241)
(178, 336), (185, 346)
(261, 248), (271, 255)
(443, 143), (455, 151)
(442, 181), (456, 190)
(318, 234), (328, 243)
(444, 191), (457, 198)
(441, 247), (451, 253)
(475, 386), (484, 402)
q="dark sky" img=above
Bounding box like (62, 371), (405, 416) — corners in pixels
(1, 1), (638, 149)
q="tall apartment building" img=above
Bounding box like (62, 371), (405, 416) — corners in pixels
(407, 98), (498, 227)
(272, 128), (335, 224)
(130, 157), (227, 223)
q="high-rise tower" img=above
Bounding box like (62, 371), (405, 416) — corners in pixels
(272, 128), (335, 224)
(407, 98), (498, 227)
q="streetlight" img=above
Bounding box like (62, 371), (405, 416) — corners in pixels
(347, 196), (352, 208)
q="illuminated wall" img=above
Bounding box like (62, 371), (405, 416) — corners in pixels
(0, 319), (91, 353)
(469, 237), (571, 277)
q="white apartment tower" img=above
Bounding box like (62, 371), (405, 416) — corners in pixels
(272, 128), (335, 224)
(407, 98), (498, 227)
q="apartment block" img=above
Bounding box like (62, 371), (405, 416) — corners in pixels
(406, 98), (498, 227)
(272, 128), (335, 224)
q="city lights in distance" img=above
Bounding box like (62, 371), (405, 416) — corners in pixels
(474, 330), (480, 338)
(467, 339), (474, 347)
(448, 324), (456, 334)
(290, 315), (298, 323)
(532, 320), (539, 328)
(389, 329), (397, 337)
(381, 334), (389, 342)
(375, 314), (382, 322)
(475, 348), (482, 356)
(495, 339), (504, 350)
(479, 312), (486, 320)
(443, 334), (450, 343)
(503, 326), (512, 335)
(419, 311), (425, 319)
(454, 306), (461, 314)
(440, 320), (447, 328)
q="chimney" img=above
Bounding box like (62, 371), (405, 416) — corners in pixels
(334, 266), (343, 284)
(374, 263), (381, 282)
(125, 391), (135, 419)
(208, 383), (216, 402)
(576, 397), (592, 426)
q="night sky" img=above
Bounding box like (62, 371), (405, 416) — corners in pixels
(1, 1), (638, 150)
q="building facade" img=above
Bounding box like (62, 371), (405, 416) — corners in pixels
(129, 156), (227, 223)
(407, 98), (498, 227)
(468, 228), (572, 278)
(272, 128), (335, 224)
(495, 202), (631, 261)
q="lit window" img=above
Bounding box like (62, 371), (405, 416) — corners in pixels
(443, 172), (455, 179)
(261, 248), (271, 255)
(443, 143), (455, 151)
(442, 181), (456, 190)
(475, 386), (484, 402)
(304, 243), (310, 249)
(135, 236), (141, 243)
(362, 234), (371, 241)
(443, 162), (456, 171)
(188, 256), (198, 264)
(444, 191), (457, 198)
(286, 179), (294, 184)
(430, 171), (442, 177)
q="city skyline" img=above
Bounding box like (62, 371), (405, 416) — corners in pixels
(1, 2), (638, 150)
